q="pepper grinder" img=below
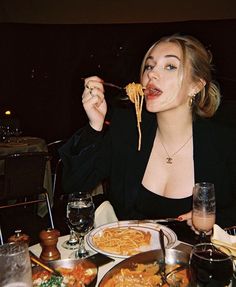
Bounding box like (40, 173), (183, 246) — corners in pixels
(39, 228), (61, 262)
(8, 229), (30, 245)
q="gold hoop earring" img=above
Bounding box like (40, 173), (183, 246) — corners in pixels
(189, 95), (196, 108)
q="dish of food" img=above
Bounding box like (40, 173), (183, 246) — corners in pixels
(99, 248), (190, 287)
(32, 258), (97, 287)
(87, 221), (177, 258)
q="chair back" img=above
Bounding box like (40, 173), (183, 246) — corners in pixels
(47, 139), (66, 195)
(0, 152), (50, 201)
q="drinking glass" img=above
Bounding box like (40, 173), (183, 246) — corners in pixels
(190, 243), (233, 286)
(192, 182), (216, 242)
(62, 193), (79, 250)
(67, 192), (95, 258)
(0, 241), (32, 287)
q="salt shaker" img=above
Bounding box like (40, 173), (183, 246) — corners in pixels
(39, 228), (61, 262)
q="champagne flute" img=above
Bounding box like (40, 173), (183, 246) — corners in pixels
(68, 192), (95, 258)
(62, 194), (79, 250)
(192, 182), (216, 242)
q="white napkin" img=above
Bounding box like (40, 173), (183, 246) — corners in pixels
(211, 224), (236, 256)
(94, 200), (118, 228)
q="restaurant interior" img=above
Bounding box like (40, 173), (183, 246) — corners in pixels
(0, 1), (236, 285)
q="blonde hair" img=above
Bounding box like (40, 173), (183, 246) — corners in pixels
(140, 34), (221, 118)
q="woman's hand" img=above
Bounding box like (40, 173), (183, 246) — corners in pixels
(82, 76), (107, 131)
(178, 211), (199, 234)
(178, 211), (212, 235)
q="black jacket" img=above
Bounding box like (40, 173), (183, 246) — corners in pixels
(59, 107), (236, 228)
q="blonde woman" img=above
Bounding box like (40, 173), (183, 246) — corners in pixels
(60, 34), (236, 233)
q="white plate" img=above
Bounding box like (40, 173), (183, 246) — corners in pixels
(86, 220), (178, 258)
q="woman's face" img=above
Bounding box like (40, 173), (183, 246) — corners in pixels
(141, 41), (195, 113)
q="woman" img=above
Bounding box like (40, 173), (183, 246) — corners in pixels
(59, 34), (236, 229)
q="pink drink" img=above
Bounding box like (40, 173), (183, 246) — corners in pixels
(192, 212), (215, 232)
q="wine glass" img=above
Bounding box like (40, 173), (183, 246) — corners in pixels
(190, 243), (233, 286)
(62, 194), (79, 250)
(67, 192), (95, 258)
(192, 182), (216, 242)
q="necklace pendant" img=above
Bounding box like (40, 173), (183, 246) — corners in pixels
(166, 157), (173, 164)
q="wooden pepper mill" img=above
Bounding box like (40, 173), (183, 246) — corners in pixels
(8, 229), (30, 245)
(39, 228), (61, 262)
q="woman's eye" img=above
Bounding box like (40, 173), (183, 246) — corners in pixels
(165, 64), (177, 70)
(144, 64), (153, 71)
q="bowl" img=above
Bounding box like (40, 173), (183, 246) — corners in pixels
(99, 248), (190, 286)
(32, 258), (97, 287)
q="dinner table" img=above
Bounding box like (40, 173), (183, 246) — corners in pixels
(29, 229), (193, 286)
(0, 136), (53, 217)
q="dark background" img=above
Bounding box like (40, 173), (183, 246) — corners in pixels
(1, 19), (236, 142)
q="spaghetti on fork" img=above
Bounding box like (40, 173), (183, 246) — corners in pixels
(125, 82), (145, 151)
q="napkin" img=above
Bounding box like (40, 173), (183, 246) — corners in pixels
(94, 200), (118, 228)
(211, 224), (236, 256)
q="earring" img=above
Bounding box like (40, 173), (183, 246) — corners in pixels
(189, 94), (196, 108)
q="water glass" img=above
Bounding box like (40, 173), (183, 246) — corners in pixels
(0, 242), (32, 287)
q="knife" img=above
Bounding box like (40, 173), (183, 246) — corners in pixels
(154, 218), (179, 223)
(138, 218), (179, 224)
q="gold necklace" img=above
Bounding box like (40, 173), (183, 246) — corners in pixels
(158, 134), (193, 164)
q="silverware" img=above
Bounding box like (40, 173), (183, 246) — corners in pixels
(81, 78), (123, 90)
(159, 229), (170, 286)
(154, 218), (179, 223)
(29, 251), (62, 278)
(138, 218), (179, 224)
(81, 78), (146, 101)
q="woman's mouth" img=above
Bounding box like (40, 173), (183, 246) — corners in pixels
(144, 86), (163, 99)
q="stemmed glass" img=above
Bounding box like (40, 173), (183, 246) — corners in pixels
(192, 182), (216, 242)
(190, 243), (233, 286)
(67, 192), (95, 258)
(62, 194), (79, 250)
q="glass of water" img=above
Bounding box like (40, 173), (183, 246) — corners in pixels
(0, 241), (32, 287)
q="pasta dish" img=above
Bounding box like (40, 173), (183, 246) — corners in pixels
(125, 83), (144, 151)
(101, 262), (189, 287)
(92, 227), (151, 256)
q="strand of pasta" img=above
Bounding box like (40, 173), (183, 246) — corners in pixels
(125, 82), (144, 151)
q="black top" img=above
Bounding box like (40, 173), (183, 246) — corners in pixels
(59, 106), (236, 228)
(134, 184), (193, 219)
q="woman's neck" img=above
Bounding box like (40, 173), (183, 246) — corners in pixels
(156, 109), (193, 144)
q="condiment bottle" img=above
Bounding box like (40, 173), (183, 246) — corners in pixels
(39, 228), (61, 262)
(8, 229), (30, 245)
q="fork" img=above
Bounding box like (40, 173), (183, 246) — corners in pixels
(81, 78), (129, 100)
(158, 229), (170, 286)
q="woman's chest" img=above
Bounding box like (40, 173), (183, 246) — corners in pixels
(142, 142), (195, 198)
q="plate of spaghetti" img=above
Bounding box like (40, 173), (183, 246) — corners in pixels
(86, 220), (177, 258)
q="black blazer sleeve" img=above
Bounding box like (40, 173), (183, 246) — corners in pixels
(193, 119), (236, 228)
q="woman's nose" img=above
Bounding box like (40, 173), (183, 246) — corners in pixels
(148, 69), (160, 80)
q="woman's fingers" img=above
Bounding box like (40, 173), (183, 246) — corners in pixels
(82, 77), (105, 107)
(82, 76), (107, 131)
(177, 211), (192, 222)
